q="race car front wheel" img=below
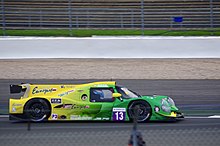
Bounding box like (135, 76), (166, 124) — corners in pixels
(24, 99), (51, 122)
(128, 101), (152, 122)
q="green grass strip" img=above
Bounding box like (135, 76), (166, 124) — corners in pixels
(0, 29), (220, 37)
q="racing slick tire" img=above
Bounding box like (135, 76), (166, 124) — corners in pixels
(24, 98), (51, 122)
(128, 100), (152, 122)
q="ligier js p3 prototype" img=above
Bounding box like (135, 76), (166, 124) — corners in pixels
(9, 81), (183, 122)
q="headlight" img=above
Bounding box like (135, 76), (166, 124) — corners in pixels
(161, 99), (171, 113)
(167, 97), (175, 106)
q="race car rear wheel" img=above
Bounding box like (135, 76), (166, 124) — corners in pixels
(24, 99), (51, 122)
(128, 100), (152, 122)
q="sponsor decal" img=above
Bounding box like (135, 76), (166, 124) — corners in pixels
(102, 117), (110, 120)
(77, 90), (84, 92)
(70, 115), (92, 120)
(51, 98), (62, 104)
(71, 104), (90, 109)
(32, 87), (57, 94)
(94, 117), (110, 120)
(112, 108), (126, 121)
(154, 107), (160, 112)
(113, 108), (126, 112)
(12, 103), (22, 106)
(12, 107), (16, 112)
(52, 114), (58, 120)
(95, 84), (109, 87)
(54, 104), (89, 109)
(65, 85), (75, 88)
(62, 104), (72, 109)
(94, 117), (102, 120)
(58, 90), (75, 97)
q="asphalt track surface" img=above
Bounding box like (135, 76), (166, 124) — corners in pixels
(0, 79), (220, 146)
(1, 79), (220, 115)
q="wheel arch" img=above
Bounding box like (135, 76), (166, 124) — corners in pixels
(127, 99), (152, 110)
(127, 99), (153, 121)
(24, 97), (52, 118)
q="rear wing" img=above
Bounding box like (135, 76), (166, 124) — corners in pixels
(10, 84), (31, 97)
(10, 85), (22, 93)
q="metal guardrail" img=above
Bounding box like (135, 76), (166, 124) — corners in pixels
(1, 0), (220, 36)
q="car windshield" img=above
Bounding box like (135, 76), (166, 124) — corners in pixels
(116, 86), (141, 98)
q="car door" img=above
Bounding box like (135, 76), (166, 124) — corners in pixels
(89, 87), (115, 120)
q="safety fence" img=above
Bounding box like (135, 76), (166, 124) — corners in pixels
(0, 117), (220, 146)
(0, 0), (220, 34)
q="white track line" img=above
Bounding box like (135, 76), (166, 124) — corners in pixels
(185, 115), (220, 119)
(0, 36), (220, 40)
(208, 115), (220, 118)
(0, 115), (9, 118)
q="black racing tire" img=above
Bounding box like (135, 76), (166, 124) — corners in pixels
(24, 99), (51, 122)
(128, 100), (152, 122)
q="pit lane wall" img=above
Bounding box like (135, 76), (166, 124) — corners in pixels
(0, 36), (220, 58)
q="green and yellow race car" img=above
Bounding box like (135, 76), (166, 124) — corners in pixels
(9, 81), (183, 122)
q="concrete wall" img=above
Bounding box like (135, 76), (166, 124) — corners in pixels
(0, 36), (220, 58)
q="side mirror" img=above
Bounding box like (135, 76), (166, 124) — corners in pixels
(112, 93), (122, 98)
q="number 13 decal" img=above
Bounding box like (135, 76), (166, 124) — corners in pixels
(115, 111), (124, 120)
(112, 108), (126, 121)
